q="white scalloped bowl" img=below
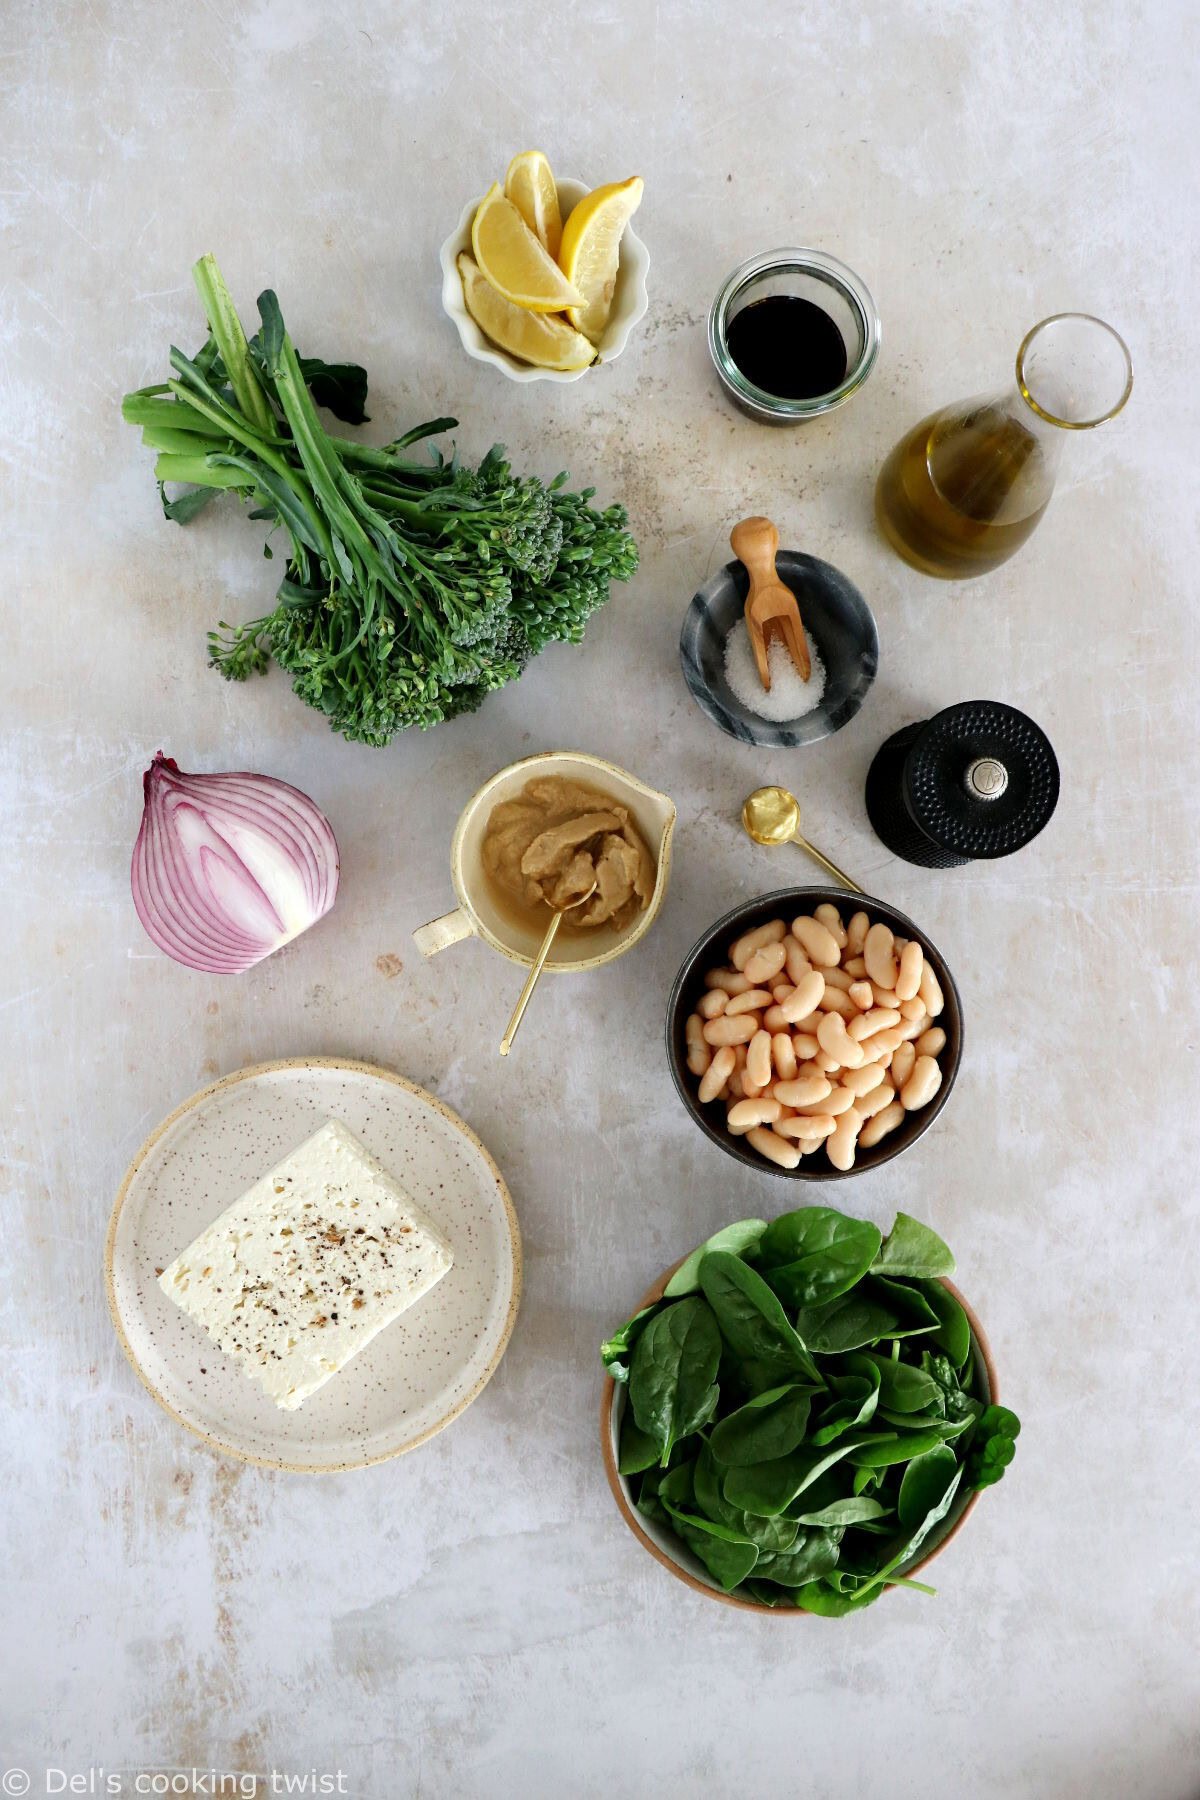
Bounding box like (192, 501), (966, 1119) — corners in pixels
(439, 175), (650, 384)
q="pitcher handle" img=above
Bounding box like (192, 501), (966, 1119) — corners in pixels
(413, 906), (476, 957)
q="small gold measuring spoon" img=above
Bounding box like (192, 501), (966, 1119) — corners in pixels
(499, 882), (598, 1058)
(741, 786), (863, 893)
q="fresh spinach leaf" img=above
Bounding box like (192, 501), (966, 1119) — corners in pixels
(793, 1579), (882, 1617)
(709, 1384), (814, 1466)
(898, 1447), (959, 1529)
(966, 1405), (1022, 1490)
(695, 1443), (799, 1551)
(910, 1278), (972, 1367)
(755, 1530), (840, 1587)
(659, 1458), (698, 1507)
(663, 1503), (760, 1591)
(601, 1302), (660, 1383)
(872, 1213), (956, 1280)
(723, 1436), (877, 1517)
(856, 1462), (965, 1598)
(617, 1407), (660, 1475)
(698, 1251), (822, 1385)
(756, 1207), (883, 1307)
(793, 1496), (890, 1528)
(866, 1276), (942, 1336)
(628, 1298), (721, 1465)
(664, 1219), (767, 1297)
(791, 1290), (901, 1354)
(809, 1367), (881, 1445)
(857, 1351), (944, 1415)
(848, 1428), (953, 1468)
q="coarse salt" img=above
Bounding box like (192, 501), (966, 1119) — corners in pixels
(723, 620), (827, 722)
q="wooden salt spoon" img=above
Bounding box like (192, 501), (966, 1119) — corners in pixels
(499, 880), (598, 1057)
(731, 515), (811, 689)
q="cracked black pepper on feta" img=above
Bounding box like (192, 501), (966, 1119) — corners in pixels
(158, 1119), (453, 1409)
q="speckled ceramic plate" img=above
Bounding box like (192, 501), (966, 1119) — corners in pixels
(105, 1059), (521, 1473)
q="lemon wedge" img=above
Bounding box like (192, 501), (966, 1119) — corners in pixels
(504, 150), (562, 262)
(471, 183), (581, 312)
(458, 254), (595, 372)
(558, 176), (644, 344)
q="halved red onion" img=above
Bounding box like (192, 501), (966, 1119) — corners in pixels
(131, 754), (340, 973)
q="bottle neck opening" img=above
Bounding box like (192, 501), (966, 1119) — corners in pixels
(1016, 313), (1132, 431)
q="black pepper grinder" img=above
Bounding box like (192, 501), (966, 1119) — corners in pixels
(865, 700), (1060, 869)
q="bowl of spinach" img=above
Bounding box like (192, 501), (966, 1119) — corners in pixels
(600, 1208), (1018, 1613)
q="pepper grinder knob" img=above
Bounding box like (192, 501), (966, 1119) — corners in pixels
(965, 757), (1009, 801)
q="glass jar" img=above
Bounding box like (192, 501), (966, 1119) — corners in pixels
(707, 248), (881, 425)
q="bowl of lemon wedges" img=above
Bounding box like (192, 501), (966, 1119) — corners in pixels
(440, 150), (649, 381)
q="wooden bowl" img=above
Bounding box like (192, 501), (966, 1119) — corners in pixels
(600, 1253), (996, 1612)
(666, 886), (963, 1180)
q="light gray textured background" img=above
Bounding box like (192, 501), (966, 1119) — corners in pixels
(4, 2), (1198, 1796)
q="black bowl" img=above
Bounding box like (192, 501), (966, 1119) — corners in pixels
(680, 551), (878, 748)
(666, 887), (963, 1180)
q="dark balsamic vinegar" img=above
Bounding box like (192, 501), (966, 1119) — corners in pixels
(726, 295), (848, 400)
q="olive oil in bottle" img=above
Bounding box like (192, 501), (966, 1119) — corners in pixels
(874, 315), (1133, 580)
(875, 403), (1050, 579)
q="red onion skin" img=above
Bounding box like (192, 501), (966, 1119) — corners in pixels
(131, 754), (340, 974)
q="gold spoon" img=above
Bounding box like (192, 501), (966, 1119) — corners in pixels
(741, 786), (863, 893)
(499, 882), (598, 1058)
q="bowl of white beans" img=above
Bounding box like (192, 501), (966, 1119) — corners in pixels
(667, 889), (962, 1179)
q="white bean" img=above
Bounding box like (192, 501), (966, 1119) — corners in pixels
(848, 980), (875, 1011)
(817, 1012), (866, 1068)
(843, 954), (867, 977)
(791, 1032), (820, 1061)
(771, 1032), (798, 1082)
(896, 940), (924, 1002)
(780, 970), (825, 1023)
(848, 1007), (901, 1042)
(858, 1101), (904, 1148)
(727, 1096), (783, 1133)
(705, 968), (751, 995)
(814, 1051), (842, 1074)
(890, 1041), (916, 1092)
(698, 987), (728, 1019)
(842, 1063), (886, 1098)
(730, 918), (787, 971)
(776, 1113), (837, 1142)
(846, 912), (870, 956)
(784, 937), (812, 986)
(817, 986), (857, 1019)
(685, 1013), (711, 1077)
(871, 986), (900, 1009)
(724, 987), (773, 1016)
(774, 1074), (832, 1108)
(827, 1108), (863, 1171)
(703, 1013), (758, 1047)
(811, 1085), (857, 1118)
(746, 1126), (802, 1169)
(763, 1004), (791, 1032)
(899, 996), (926, 1021)
(855, 1081), (896, 1120)
(698, 1046), (736, 1103)
(727, 1068), (745, 1099)
(901, 1055), (942, 1111)
(864, 923), (899, 989)
(791, 916), (841, 967)
(915, 1026), (947, 1059)
(744, 940), (788, 985)
(919, 962), (945, 1019)
(746, 1029), (773, 1089)
(814, 903), (848, 948)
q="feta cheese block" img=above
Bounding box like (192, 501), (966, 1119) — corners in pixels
(158, 1119), (454, 1410)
